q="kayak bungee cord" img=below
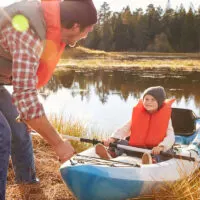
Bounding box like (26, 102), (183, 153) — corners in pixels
(70, 154), (141, 167)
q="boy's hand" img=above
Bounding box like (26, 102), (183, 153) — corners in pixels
(103, 138), (116, 147)
(152, 146), (164, 155)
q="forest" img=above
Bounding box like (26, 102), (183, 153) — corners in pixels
(83, 2), (200, 53)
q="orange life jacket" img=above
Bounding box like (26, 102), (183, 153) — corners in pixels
(36, 0), (66, 88)
(128, 99), (175, 148)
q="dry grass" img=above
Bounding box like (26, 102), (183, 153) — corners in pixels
(113, 51), (200, 58)
(6, 135), (75, 200)
(58, 58), (200, 71)
(153, 169), (200, 200)
(130, 165), (200, 200)
(6, 116), (103, 200)
(49, 115), (93, 152)
(61, 46), (107, 59)
(6, 115), (200, 200)
(61, 46), (200, 59)
(58, 47), (200, 71)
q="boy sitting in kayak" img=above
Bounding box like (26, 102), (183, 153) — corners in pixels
(96, 86), (175, 164)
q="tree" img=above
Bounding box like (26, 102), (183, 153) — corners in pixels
(81, 2), (200, 53)
(112, 7), (134, 51)
(84, 26), (101, 49)
(145, 4), (162, 46)
(98, 2), (111, 25)
(180, 7), (198, 52)
(195, 7), (200, 51)
(147, 32), (174, 52)
(97, 2), (113, 50)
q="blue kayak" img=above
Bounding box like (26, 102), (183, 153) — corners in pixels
(60, 108), (200, 200)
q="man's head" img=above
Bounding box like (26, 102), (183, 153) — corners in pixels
(142, 86), (166, 113)
(60, 0), (97, 46)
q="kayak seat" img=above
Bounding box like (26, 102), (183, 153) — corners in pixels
(171, 108), (196, 137)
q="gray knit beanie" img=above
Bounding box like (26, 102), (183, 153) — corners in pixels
(142, 86), (166, 108)
(60, 0), (97, 28)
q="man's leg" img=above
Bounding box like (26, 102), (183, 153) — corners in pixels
(0, 86), (37, 183)
(0, 111), (11, 200)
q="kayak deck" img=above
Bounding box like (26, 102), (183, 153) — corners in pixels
(78, 146), (143, 166)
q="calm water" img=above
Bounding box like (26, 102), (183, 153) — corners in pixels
(37, 69), (200, 134)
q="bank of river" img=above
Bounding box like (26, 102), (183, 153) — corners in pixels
(58, 47), (200, 71)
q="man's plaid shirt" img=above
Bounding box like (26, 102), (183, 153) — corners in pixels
(0, 24), (45, 120)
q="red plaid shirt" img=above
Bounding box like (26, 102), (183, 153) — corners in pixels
(0, 24), (45, 120)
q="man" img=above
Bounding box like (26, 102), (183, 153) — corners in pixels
(0, 0), (97, 199)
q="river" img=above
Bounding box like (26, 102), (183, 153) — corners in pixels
(35, 68), (200, 134)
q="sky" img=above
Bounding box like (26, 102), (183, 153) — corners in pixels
(0, 0), (199, 11)
(93, 0), (200, 12)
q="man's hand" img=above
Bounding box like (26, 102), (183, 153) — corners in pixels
(54, 139), (75, 163)
(24, 115), (76, 163)
(152, 146), (164, 155)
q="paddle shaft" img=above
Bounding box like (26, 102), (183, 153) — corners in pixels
(110, 143), (196, 161)
(63, 135), (197, 162)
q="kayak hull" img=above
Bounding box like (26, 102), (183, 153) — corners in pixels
(60, 144), (199, 200)
(62, 164), (144, 200)
(60, 116), (200, 200)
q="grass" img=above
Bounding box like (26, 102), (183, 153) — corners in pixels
(49, 115), (93, 152)
(58, 47), (200, 71)
(154, 169), (200, 200)
(6, 116), (200, 200)
(131, 169), (200, 200)
(61, 46), (107, 59)
(6, 135), (75, 200)
(6, 115), (104, 200)
(61, 46), (200, 58)
(59, 58), (200, 70)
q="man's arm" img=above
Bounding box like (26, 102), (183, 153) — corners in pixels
(2, 25), (74, 162)
(26, 115), (75, 162)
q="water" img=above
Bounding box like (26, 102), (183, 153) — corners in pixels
(36, 69), (200, 134)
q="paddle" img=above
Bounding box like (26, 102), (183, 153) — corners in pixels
(62, 135), (198, 162)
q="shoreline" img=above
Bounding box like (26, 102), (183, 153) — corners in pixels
(56, 62), (200, 73)
(58, 47), (200, 72)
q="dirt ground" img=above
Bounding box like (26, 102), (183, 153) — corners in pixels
(6, 136), (75, 200)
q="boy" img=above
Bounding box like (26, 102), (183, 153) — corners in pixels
(96, 86), (175, 164)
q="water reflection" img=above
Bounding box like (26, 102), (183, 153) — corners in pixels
(40, 69), (200, 133)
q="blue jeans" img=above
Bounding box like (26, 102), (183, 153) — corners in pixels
(0, 86), (36, 200)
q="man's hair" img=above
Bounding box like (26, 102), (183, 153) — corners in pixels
(60, 0), (97, 30)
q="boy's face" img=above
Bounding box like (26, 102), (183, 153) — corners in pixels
(61, 24), (94, 47)
(143, 94), (158, 113)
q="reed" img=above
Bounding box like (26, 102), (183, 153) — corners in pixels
(58, 47), (200, 71)
(131, 168), (200, 200)
(49, 114), (92, 152)
(152, 169), (200, 200)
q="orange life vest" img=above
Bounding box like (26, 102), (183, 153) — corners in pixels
(128, 99), (175, 148)
(36, 0), (66, 88)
